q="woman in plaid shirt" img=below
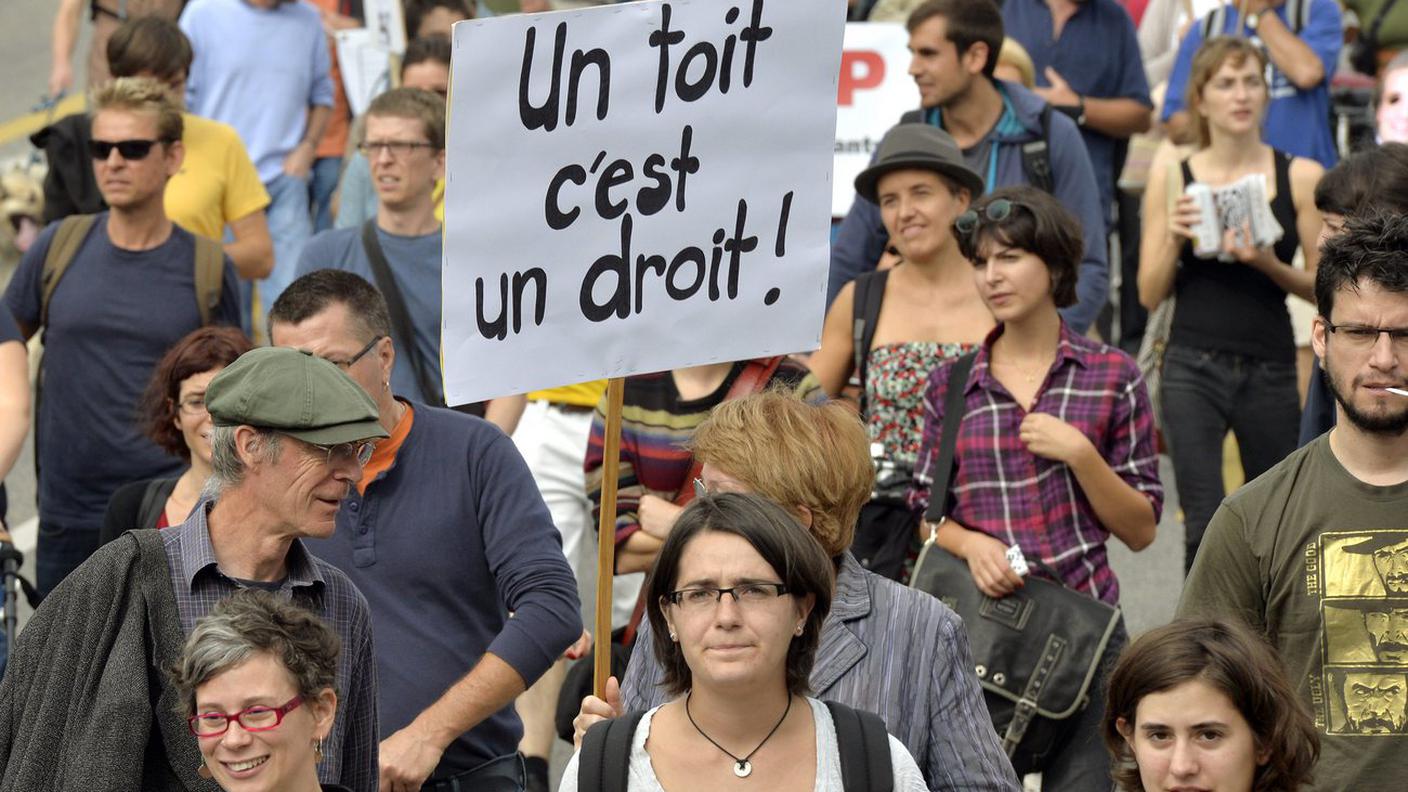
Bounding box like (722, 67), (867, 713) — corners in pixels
(911, 186), (1164, 789)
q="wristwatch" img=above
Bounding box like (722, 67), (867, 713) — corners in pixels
(1056, 97), (1087, 127)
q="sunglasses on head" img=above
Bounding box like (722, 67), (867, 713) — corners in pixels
(953, 198), (1020, 237)
(89, 138), (168, 161)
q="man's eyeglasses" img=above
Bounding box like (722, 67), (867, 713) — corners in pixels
(323, 336), (383, 370)
(188, 695), (303, 738)
(1324, 321), (1408, 354)
(358, 140), (436, 158)
(177, 395), (207, 416)
(89, 138), (170, 161)
(665, 583), (789, 612)
(308, 440), (376, 468)
(953, 198), (1019, 237)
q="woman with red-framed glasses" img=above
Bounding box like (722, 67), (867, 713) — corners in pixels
(170, 588), (349, 792)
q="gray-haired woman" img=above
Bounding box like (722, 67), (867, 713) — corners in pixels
(170, 589), (349, 792)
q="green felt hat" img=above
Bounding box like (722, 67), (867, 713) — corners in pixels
(205, 347), (388, 445)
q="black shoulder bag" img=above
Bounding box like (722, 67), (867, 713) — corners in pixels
(908, 353), (1122, 776)
(360, 220), (447, 408)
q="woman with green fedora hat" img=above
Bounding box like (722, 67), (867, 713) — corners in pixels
(808, 123), (995, 582)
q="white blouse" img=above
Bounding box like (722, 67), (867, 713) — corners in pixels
(558, 697), (929, 791)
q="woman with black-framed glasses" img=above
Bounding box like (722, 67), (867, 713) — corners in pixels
(563, 493), (927, 791)
(171, 588), (351, 792)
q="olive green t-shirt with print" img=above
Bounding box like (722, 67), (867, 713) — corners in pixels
(1346, 0), (1408, 53)
(1178, 434), (1408, 792)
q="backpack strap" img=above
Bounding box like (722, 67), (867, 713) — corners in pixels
(192, 235), (224, 326)
(849, 269), (889, 418)
(1201, 5), (1227, 39)
(826, 700), (894, 792)
(40, 214), (99, 327)
(135, 478), (178, 531)
(360, 220), (446, 406)
(1020, 104), (1055, 195)
(577, 710), (647, 792)
(923, 351), (979, 524)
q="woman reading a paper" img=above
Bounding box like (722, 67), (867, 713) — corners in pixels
(1137, 36), (1324, 576)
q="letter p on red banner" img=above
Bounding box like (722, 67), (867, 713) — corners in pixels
(838, 50), (884, 106)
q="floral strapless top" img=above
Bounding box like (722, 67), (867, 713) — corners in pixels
(865, 341), (976, 467)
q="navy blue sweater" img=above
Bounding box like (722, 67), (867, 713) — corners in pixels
(306, 402), (582, 774)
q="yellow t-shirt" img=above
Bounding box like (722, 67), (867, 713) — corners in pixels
(528, 380), (609, 408)
(165, 114), (270, 241)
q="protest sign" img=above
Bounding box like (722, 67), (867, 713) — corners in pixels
(442, 0), (846, 405)
(833, 23), (916, 217)
(363, 0), (407, 55)
(335, 29), (393, 117)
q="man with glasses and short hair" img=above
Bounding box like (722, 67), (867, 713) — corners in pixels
(3, 76), (240, 597)
(1180, 211), (1408, 787)
(269, 269), (583, 792)
(298, 87), (447, 405)
(0, 346), (382, 790)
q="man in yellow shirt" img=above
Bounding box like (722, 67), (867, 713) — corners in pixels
(33, 17), (273, 283)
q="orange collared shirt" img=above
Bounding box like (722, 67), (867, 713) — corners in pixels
(358, 402), (414, 495)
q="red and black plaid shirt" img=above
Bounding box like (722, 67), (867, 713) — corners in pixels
(910, 322), (1163, 605)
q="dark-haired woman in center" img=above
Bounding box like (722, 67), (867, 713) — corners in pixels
(910, 186), (1163, 789)
(562, 493), (926, 791)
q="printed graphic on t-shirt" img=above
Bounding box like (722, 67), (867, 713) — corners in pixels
(1312, 531), (1408, 735)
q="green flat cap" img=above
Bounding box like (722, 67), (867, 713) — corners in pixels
(205, 347), (389, 445)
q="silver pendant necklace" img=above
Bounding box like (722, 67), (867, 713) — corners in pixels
(685, 690), (793, 779)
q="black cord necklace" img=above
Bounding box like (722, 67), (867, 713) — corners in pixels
(684, 690), (793, 779)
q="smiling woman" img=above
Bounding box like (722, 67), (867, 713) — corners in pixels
(170, 589), (351, 792)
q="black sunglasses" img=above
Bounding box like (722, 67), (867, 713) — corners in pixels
(953, 198), (1019, 237)
(89, 138), (169, 161)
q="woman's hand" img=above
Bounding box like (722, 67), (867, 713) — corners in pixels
(1019, 413), (1093, 466)
(638, 494), (683, 539)
(573, 675), (623, 748)
(1222, 223), (1276, 270)
(1167, 194), (1203, 242)
(959, 531), (1024, 598)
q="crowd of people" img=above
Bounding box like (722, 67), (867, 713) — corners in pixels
(0, 0), (1406, 789)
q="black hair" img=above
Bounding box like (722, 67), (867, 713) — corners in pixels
(268, 270), (392, 343)
(956, 186), (1081, 308)
(402, 34), (453, 74)
(906, 0), (1004, 79)
(646, 493), (834, 698)
(404, 0), (471, 39)
(1315, 211), (1408, 319)
(1314, 143), (1408, 217)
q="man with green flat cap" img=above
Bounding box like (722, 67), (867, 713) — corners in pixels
(0, 346), (385, 792)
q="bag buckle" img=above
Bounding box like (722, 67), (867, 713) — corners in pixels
(1000, 634), (1068, 757)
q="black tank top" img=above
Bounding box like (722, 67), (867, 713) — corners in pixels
(1169, 150), (1300, 363)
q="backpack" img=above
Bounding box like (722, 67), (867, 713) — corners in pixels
(577, 700), (895, 792)
(40, 214), (224, 327)
(901, 103), (1055, 194)
(1200, 0), (1309, 39)
(850, 268), (890, 419)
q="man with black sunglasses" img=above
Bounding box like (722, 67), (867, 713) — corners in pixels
(2, 76), (240, 598)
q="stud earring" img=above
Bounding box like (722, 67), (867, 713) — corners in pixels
(669, 630), (677, 641)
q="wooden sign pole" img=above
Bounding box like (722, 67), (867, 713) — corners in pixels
(593, 377), (626, 699)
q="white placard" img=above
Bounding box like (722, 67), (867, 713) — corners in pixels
(364, 0), (408, 55)
(833, 22), (917, 217)
(334, 29), (393, 117)
(442, 0), (846, 405)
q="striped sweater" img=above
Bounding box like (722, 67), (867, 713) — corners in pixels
(585, 359), (824, 547)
